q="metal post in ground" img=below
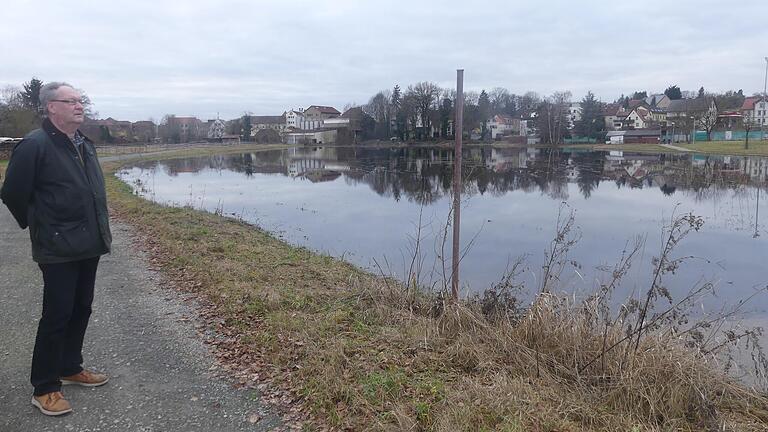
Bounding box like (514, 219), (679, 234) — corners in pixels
(762, 57), (768, 142)
(755, 186), (761, 238)
(451, 69), (464, 301)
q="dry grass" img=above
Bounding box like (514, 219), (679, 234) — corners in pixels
(103, 151), (768, 431)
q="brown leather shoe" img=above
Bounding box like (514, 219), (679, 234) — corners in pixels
(31, 391), (72, 416)
(61, 369), (109, 387)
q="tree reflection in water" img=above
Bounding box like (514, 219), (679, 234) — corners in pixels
(152, 146), (768, 203)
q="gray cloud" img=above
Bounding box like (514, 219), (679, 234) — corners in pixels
(2, 0), (766, 121)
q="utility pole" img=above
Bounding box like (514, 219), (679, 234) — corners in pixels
(755, 186), (761, 238)
(451, 70), (464, 301)
(762, 57), (768, 142)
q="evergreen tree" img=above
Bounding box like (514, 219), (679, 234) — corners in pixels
(664, 85), (682, 100)
(574, 91), (605, 140)
(439, 97), (453, 138)
(241, 114), (252, 141)
(21, 77), (44, 115)
(391, 85), (401, 110)
(478, 90), (490, 140)
(391, 85), (403, 139)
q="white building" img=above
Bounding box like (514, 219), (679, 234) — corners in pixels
(285, 109), (304, 128)
(741, 96), (768, 126)
(568, 102), (582, 129)
(487, 115), (518, 139)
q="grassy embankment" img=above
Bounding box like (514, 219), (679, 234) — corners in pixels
(675, 140), (768, 156)
(468, 138), (768, 156)
(101, 145), (768, 431)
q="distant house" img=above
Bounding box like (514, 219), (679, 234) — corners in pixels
(132, 120), (157, 142)
(627, 99), (650, 110)
(622, 106), (667, 130)
(488, 114), (519, 139)
(568, 102), (582, 129)
(284, 109), (305, 128)
(168, 116), (204, 141)
(250, 115), (286, 134)
(80, 117), (134, 143)
(603, 104), (625, 131)
(285, 128), (338, 145)
(606, 129), (661, 144)
(206, 118), (226, 141)
(303, 105), (341, 121)
(645, 94), (671, 109)
(287, 106), (340, 130)
(741, 96), (768, 126)
(624, 108), (649, 129)
(665, 97), (718, 120)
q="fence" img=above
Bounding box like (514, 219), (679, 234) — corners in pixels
(694, 131), (766, 141)
(564, 137), (598, 144)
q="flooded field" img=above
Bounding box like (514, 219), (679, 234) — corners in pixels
(118, 146), (768, 316)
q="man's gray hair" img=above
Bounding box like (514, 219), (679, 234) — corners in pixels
(39, 82), (74, 116)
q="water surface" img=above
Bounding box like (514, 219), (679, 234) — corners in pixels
(117, 146), (768, 314)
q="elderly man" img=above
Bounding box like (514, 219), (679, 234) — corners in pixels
(1, 82), (112, 416)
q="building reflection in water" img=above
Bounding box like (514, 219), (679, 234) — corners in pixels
(153, 146), (768, 205)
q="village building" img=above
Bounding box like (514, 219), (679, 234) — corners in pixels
(605, 129), (662, 144)
(167, 116), (204, 141)
(250, 115), (286, 133)
(568, 102), (582, 129)
(131, 120), (157, 142)
(488, 115), (519, 139)
(665, 97), (718, 121)
(644, 94), (672, 109)
(284, 109), (305, 128)
(603, 104), (626, 130)
(303, 105), (341, 121)
(741, 96), (768, 126)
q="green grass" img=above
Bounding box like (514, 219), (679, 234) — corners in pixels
(675, 140), (768, 156)
(593, 143), (672, 153)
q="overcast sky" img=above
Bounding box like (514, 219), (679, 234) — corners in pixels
(2, 0), (767, 122)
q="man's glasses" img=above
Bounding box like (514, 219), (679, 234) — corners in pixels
(50, 99), (85, 106)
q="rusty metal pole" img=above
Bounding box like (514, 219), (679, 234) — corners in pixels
(451, 69), (464, 300)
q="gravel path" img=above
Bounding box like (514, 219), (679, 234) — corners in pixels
(0, 207), (282, 431)
(659, 143), (693, 152)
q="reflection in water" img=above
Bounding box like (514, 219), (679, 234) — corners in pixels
(154, 146), (768, 204)
(119, 146), (768, 315)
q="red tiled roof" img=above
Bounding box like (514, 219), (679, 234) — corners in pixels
(741, 96), (765, 110)
(603, 103), (623, 116)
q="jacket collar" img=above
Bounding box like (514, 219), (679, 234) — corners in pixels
(42, 118), (92, 148)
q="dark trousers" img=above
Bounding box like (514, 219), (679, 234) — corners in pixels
(31, 257), (100, 396)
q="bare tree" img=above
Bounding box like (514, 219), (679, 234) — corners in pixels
(364, 91), (392, 138)
(535, 91), (571, 145)
(409, 82), (440, 139)
(400, 94), (419, 141)
(489, 87), (513, 116)
(1, 85), (23, 107)
(518, 91), (541, 115)
(696, 107), (719, 141)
